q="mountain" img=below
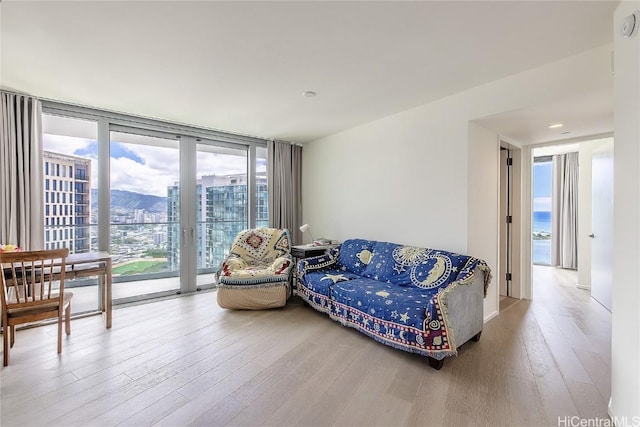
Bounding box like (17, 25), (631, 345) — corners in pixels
(91, 189), (167, 213)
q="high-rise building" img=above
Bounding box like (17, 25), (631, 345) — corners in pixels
(43, 151), (92, 253)
(134, 209), (145, 224)
(166, 184), (180, 270)
(166, 172), (268, 271)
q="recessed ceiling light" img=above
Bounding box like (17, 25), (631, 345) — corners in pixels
(302, 91), (317, 98)
(548, 123), (564, 129)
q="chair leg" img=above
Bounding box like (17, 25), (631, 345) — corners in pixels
(10, 325), (15, 348)
(65, 304), (71, 336)
(3, 324), (9, 366)
(57, 315), (63, 354)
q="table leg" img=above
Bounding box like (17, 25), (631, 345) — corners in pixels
(97, 273), (104, 312)
(105, 258), (112, 329)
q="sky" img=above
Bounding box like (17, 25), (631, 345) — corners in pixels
(533, 162), (552, 212)
(43, 134), (267, 197)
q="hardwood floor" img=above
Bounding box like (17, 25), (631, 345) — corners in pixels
(0, 266), (611, 426)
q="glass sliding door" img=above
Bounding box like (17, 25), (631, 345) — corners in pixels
(195, 142), (248, 287)
(256, 146), (269, 228)
(42, 101), (268, 305)
(109, 130), (181, 300)
(42, 113), (100, 314)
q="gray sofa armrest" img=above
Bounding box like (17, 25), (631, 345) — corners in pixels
(442, 267), (485, 349)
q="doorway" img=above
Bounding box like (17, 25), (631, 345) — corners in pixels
(527, 138), (613, 305)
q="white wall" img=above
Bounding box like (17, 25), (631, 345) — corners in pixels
(468, 122), (500, 321)
(610, 1), (640, 420)
(303, 44), (613, 322)
(577, 137), (613, 290)
(303, 96), (471, 252)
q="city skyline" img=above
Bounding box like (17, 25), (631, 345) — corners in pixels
(44, 147), (269, 276)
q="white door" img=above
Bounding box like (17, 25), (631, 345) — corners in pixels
(591, 141), (614, 312)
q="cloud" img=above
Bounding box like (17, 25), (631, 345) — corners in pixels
(110, 142), (144, 164)
(110, 156), (178, 197)
(43, 134), (99, 188)
(534, 197), (551, 212)
(44, 134), (257, 197)
(196, 152), (248, 177)
(44, 134), (94, 155)
(111, 143), (251, 196)
(256, 158), (267, 172)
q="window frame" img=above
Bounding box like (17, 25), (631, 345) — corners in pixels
(41, 100), (269, 301)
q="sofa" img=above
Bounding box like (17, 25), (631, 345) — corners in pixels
(296, 238), (491, 369)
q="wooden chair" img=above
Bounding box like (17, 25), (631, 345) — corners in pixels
(1, 248), (72, 366)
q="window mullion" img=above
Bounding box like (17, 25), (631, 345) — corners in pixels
(98, 118), (110, 252)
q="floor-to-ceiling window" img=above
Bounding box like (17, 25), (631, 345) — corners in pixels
(42, 114), (100, 314)
(256, 146), (269, 227)
(196, 142), (249, 285)
(42, 104), (268, 306)
(533, 156), (552, 265)
(109, 129), (182, 299)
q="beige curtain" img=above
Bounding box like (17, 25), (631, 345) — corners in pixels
(267, 140), (302, 244)
(551, 152), (579, 269)
(0, 92), (44, 250)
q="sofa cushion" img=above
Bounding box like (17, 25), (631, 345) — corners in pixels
(336, 239), (377, 275)
(330, 278), (433, 330)
(299, 268), (360, 297)
(359, 241), (412, 285)
(219, 255), (292, 286)
(360, 242), (473, 290)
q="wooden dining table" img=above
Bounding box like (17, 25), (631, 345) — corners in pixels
(2, 251), (113, 329)
(64, 251), (113, 329)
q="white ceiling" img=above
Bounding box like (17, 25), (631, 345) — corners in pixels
(1, 1), (618, 144)
(477, 86), (614, 145)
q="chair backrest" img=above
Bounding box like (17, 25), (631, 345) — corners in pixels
(229, 228), (291, 264)
(1, 248), (69, 310)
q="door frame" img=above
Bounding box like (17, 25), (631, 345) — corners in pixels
(498, 140), (523, 299)
(520, 133), (614, 301)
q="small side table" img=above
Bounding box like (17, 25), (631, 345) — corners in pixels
(291, 244), (338, 296)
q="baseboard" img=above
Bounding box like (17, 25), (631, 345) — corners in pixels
(577, 283), (591, 291)
(483, 310), (499, 323)
(608, 397), (614, 424)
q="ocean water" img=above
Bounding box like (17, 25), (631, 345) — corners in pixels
(533, 210), (551, 233)
(532, 211), (551, 265)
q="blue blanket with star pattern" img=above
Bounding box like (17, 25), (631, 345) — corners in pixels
(297, 239), (491, 359)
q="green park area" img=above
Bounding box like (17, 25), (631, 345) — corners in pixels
(112, 260), (168, 275)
